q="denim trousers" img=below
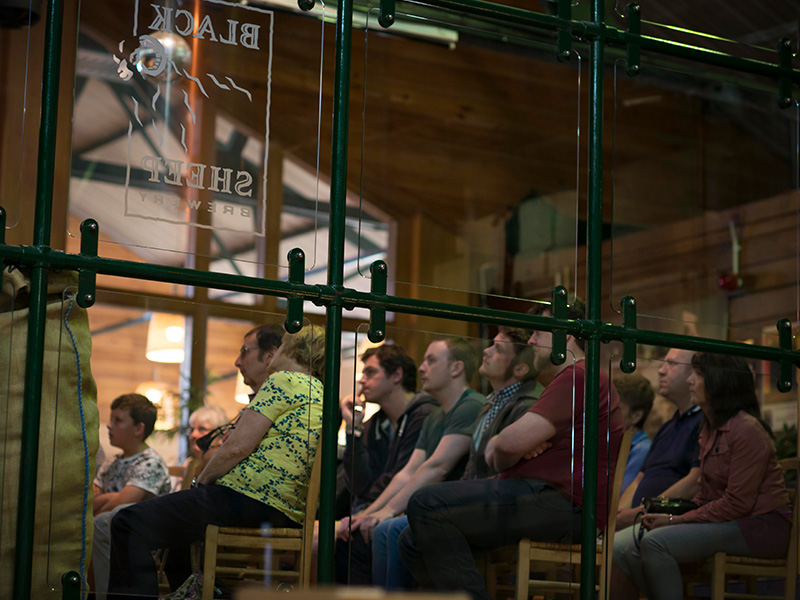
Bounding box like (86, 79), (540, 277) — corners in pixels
(372, 516), (416, 590)
(615, 520), (751, 600)
(107, 484), (295, 600)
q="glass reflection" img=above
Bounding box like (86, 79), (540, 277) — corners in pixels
(354, 6), (582, 304)
(607, 58), (799, 342)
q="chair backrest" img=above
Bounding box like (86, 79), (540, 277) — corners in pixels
(605, 430), (634, 538)
(299, 440), (323, 586)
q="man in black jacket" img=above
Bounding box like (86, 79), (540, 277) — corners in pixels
(340, 344), (437, 512)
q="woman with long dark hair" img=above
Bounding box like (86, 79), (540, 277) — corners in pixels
(613, 352), (792, 600)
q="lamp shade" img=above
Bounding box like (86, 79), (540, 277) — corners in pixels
(146, 313), (186, 363)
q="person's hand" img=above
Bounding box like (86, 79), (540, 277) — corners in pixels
(355, 508), (392, 543)
(340, 394), (365, 431)
(642, 513), (677, 531)
(615, 506), (642, 531)
(336, 515), (353, 541)
(523, 441), (552, 460)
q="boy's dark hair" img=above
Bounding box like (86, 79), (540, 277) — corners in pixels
(362, 344), (417, 393)
(248, 324), (284, 359)
(612, 372), (654, 429)
(111, 393), (158, 440)
(441, 337), (480, 382)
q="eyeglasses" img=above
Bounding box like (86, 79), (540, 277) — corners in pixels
(239, 345), (253, 357)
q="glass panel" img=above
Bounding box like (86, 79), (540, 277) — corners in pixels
(0, 269), (24, 597)
(0, 271), (99, 596)
(334, 318), (621, 598)
(52, 288), (322, 598)
(0, 0), (43, 233)
(605, 58), (799, 345)
(353, 5), (582, 307)
(69, 0), (329, 288)
(610, 347), (797, 599)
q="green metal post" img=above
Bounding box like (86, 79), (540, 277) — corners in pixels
(580, 0), (605, 597)
(15, 0), (64, 596)
(317, 0), (354, 584)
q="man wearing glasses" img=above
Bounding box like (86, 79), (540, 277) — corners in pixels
(235, 323), (285, 395)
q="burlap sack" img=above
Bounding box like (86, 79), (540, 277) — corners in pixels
(0, 266), (99, 598)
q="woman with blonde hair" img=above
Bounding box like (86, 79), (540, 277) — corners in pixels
(108, 324), (325, 598)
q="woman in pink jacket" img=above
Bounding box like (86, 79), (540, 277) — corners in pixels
(614, 352), (792, 600)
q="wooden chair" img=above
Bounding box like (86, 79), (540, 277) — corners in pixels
(201, 444), (322, 599)
(685, 457), (798, 600)
(487, 430), (633, 600)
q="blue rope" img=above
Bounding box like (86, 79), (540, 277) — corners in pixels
(64, 295), (90, 599)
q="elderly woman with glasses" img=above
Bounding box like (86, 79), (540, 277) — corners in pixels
(107, 324), (326, 599)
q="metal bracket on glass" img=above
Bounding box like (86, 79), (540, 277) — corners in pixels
(777, 39), (793, 109)
(625, 3), (641, 77)
(368, 260), (388, 343)
(61, 571), (81, 600)
(285, 248), (305, 334)
(620, 295), (637, 373)
(556, 0), (572, 63)
(776, 318), (794, 392)
(77, 219), (99, 308)
(378, 0), (395, 28)
(550, 285), (568, 365)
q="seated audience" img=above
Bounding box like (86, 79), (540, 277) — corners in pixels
(398, 299), (624, 600)
(91, 393), (171, 600)
(335, 337), (485, 585)
(372, 326), (544, 590)
(613, 372), (654, 492)
(613, 352), (792, 600)
(107, 324), (325, 599)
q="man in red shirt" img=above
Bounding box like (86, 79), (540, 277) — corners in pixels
(399, 299), (624, 600)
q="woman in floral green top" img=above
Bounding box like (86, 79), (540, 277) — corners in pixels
(108, 325), (325, 599)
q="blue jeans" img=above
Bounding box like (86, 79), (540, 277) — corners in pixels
(372, 516), (416, 590)
(615, 521), (751, 600)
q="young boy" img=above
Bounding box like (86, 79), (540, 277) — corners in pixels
(92, 393), (171, 598)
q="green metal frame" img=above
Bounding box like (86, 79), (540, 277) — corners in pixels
(0, 0), (797, 599)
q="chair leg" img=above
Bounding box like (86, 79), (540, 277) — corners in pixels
(785, 571), (797, 600)
(202, 525), (220, 600)
(710, 552), (726, 600)
(515, 540), (531, 600)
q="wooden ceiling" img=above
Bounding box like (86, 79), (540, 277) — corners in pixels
(75, 0), (797, 232)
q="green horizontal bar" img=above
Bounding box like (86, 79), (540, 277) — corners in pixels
(0, 245), (322, 301)
(410, 0), (800, 84)
(1, 243), (796, 366)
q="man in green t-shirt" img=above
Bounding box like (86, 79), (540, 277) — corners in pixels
(335, 337), (485, 584)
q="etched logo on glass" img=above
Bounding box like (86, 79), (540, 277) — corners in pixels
(112, 0), (272, 235)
